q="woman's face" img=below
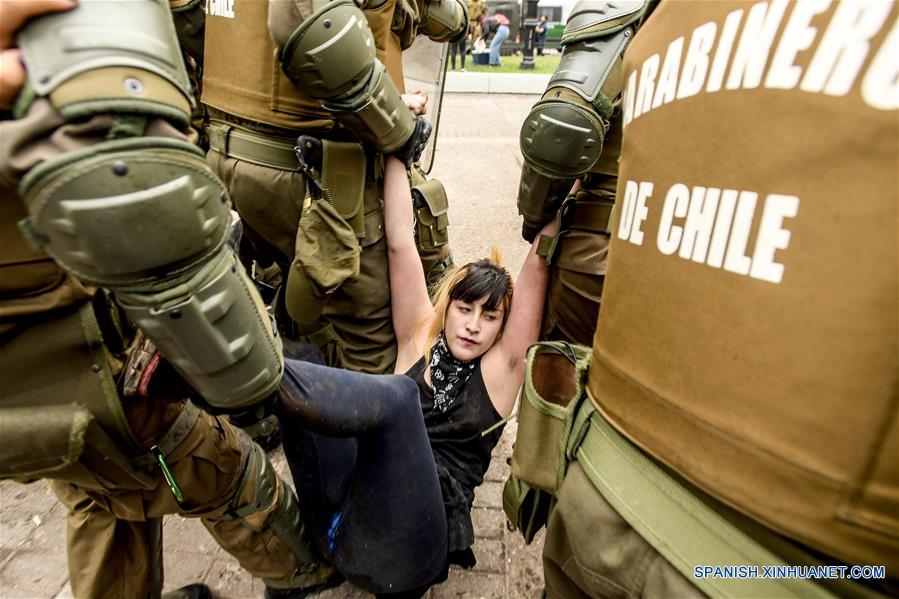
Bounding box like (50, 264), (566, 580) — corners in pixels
(444, 295), (505, 361)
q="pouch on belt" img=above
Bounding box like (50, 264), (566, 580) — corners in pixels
(320, 140), (367, 239)
(410, 175), (453, 287)
(286, 139), (366, 325)
(412, 178), (450, 250)
(503, 341), (592, 543)
(285, 199), (361, 326)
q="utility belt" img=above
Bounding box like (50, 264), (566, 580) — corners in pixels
(504, 342), (875, 598)
(207, 120), (451, 253)
(0, 298), (201, 497)
(208, 121), (302, 172)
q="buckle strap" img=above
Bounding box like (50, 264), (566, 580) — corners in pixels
(132, 401), (200, 467)
(575, 409), (842, 599)
(562, 198), (615, 234)
(207, 122), (300, 171)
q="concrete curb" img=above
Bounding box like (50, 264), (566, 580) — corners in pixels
(445, 71), (551, 94)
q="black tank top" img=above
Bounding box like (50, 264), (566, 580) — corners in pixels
(404, 356), (504, 554)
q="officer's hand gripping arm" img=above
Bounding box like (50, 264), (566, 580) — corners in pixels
(14, 0), (283, 412)
(517, 0), (645, 241)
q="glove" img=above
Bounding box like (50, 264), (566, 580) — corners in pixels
(392, 116), (433, 166)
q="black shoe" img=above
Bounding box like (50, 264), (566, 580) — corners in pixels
(264, 569), (345, 599)
(161, 583), (213, 599)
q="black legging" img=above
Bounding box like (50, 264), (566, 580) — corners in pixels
(450, 37), (467, 70)
(277, 357), (448, 595)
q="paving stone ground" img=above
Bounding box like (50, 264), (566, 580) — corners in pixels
(0, 93), (545, 599)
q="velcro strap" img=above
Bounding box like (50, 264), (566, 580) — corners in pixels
(536, 234), (554, 258)
(361, 207), (385, 247)
(321, 140), (366, 239)
(132, 401), (200, 467)
(564, 200), (614, 234)
(575, 408), (841, 599)
(208, 122), (300, 171)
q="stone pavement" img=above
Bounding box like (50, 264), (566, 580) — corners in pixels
(444, 71), (551, 94)
(0, 93), (547, 599)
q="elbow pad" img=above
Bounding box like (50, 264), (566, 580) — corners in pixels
(519, 0), (645, 179)
(19, 139), (283, 410)
(419, 0), (469, 43)
(517, 0), (644, 238)
(15, 1), (283, 411)
(278, 0), (415, 153)
(16, 0), (193, 124)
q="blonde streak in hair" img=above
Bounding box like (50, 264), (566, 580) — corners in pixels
(488, 246), (504, 266)
(422, 264), (468, 363)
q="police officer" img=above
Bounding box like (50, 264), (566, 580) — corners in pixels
(530, 1), (899, 596)
(0, 1), (333, 597)
(200, 0), (467, 375)
(516, 1), (642, 345)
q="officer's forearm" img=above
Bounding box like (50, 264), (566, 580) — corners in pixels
(270, 0), (416, 154)
(12, 1), (283, 412)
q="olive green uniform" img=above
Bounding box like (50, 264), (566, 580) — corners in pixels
(537, 1), (899, 595)
(0, 3), (322, 596)
(515, 1), (642, 347)
(0, 101), (319, 599)
(538, 118), (620, 346)
(202, 0), (456, 374)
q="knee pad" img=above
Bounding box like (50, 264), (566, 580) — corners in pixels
(279, 0), (415, 153)
(419, 0), (469, 43)
(19, 138), (283, 410)
(232, 442), (319, 566)
(520, 0), (646, 179)
(16, 0), (193, 124)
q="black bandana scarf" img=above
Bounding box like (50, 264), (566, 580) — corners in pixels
(430, 332), (477, 413)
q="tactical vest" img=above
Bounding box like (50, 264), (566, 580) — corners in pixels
(203, 0), (403, 131)
(588, 0), (898, 572)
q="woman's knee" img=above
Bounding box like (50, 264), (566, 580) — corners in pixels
(376, 375), (421, 421)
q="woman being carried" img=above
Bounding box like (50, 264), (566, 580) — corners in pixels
(276, 129), (556, 596)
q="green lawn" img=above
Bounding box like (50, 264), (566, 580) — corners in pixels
(454, 53), (561, 74)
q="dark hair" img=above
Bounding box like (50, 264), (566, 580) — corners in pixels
(423, 249), (515, 360)
(449, 258), (513, 317)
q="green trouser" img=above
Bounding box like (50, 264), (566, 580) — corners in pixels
(539, 186), (615, 348)
(49, 408), (303, 599)
(542, 408), (892, 599)
(513, 344), (891, 599)
(0, 309), (309, 599)
(542, 461), (703, 599)
(207, 148), (396, 374)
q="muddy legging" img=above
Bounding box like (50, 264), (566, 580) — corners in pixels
(276, 356), (448, 596)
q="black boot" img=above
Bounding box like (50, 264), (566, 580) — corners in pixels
(161, 583), (213, 599)
(264, 568), (345, 599)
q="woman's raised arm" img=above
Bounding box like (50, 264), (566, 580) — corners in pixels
(384, 156), (434, 369)
(483, 210), (562, 416)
